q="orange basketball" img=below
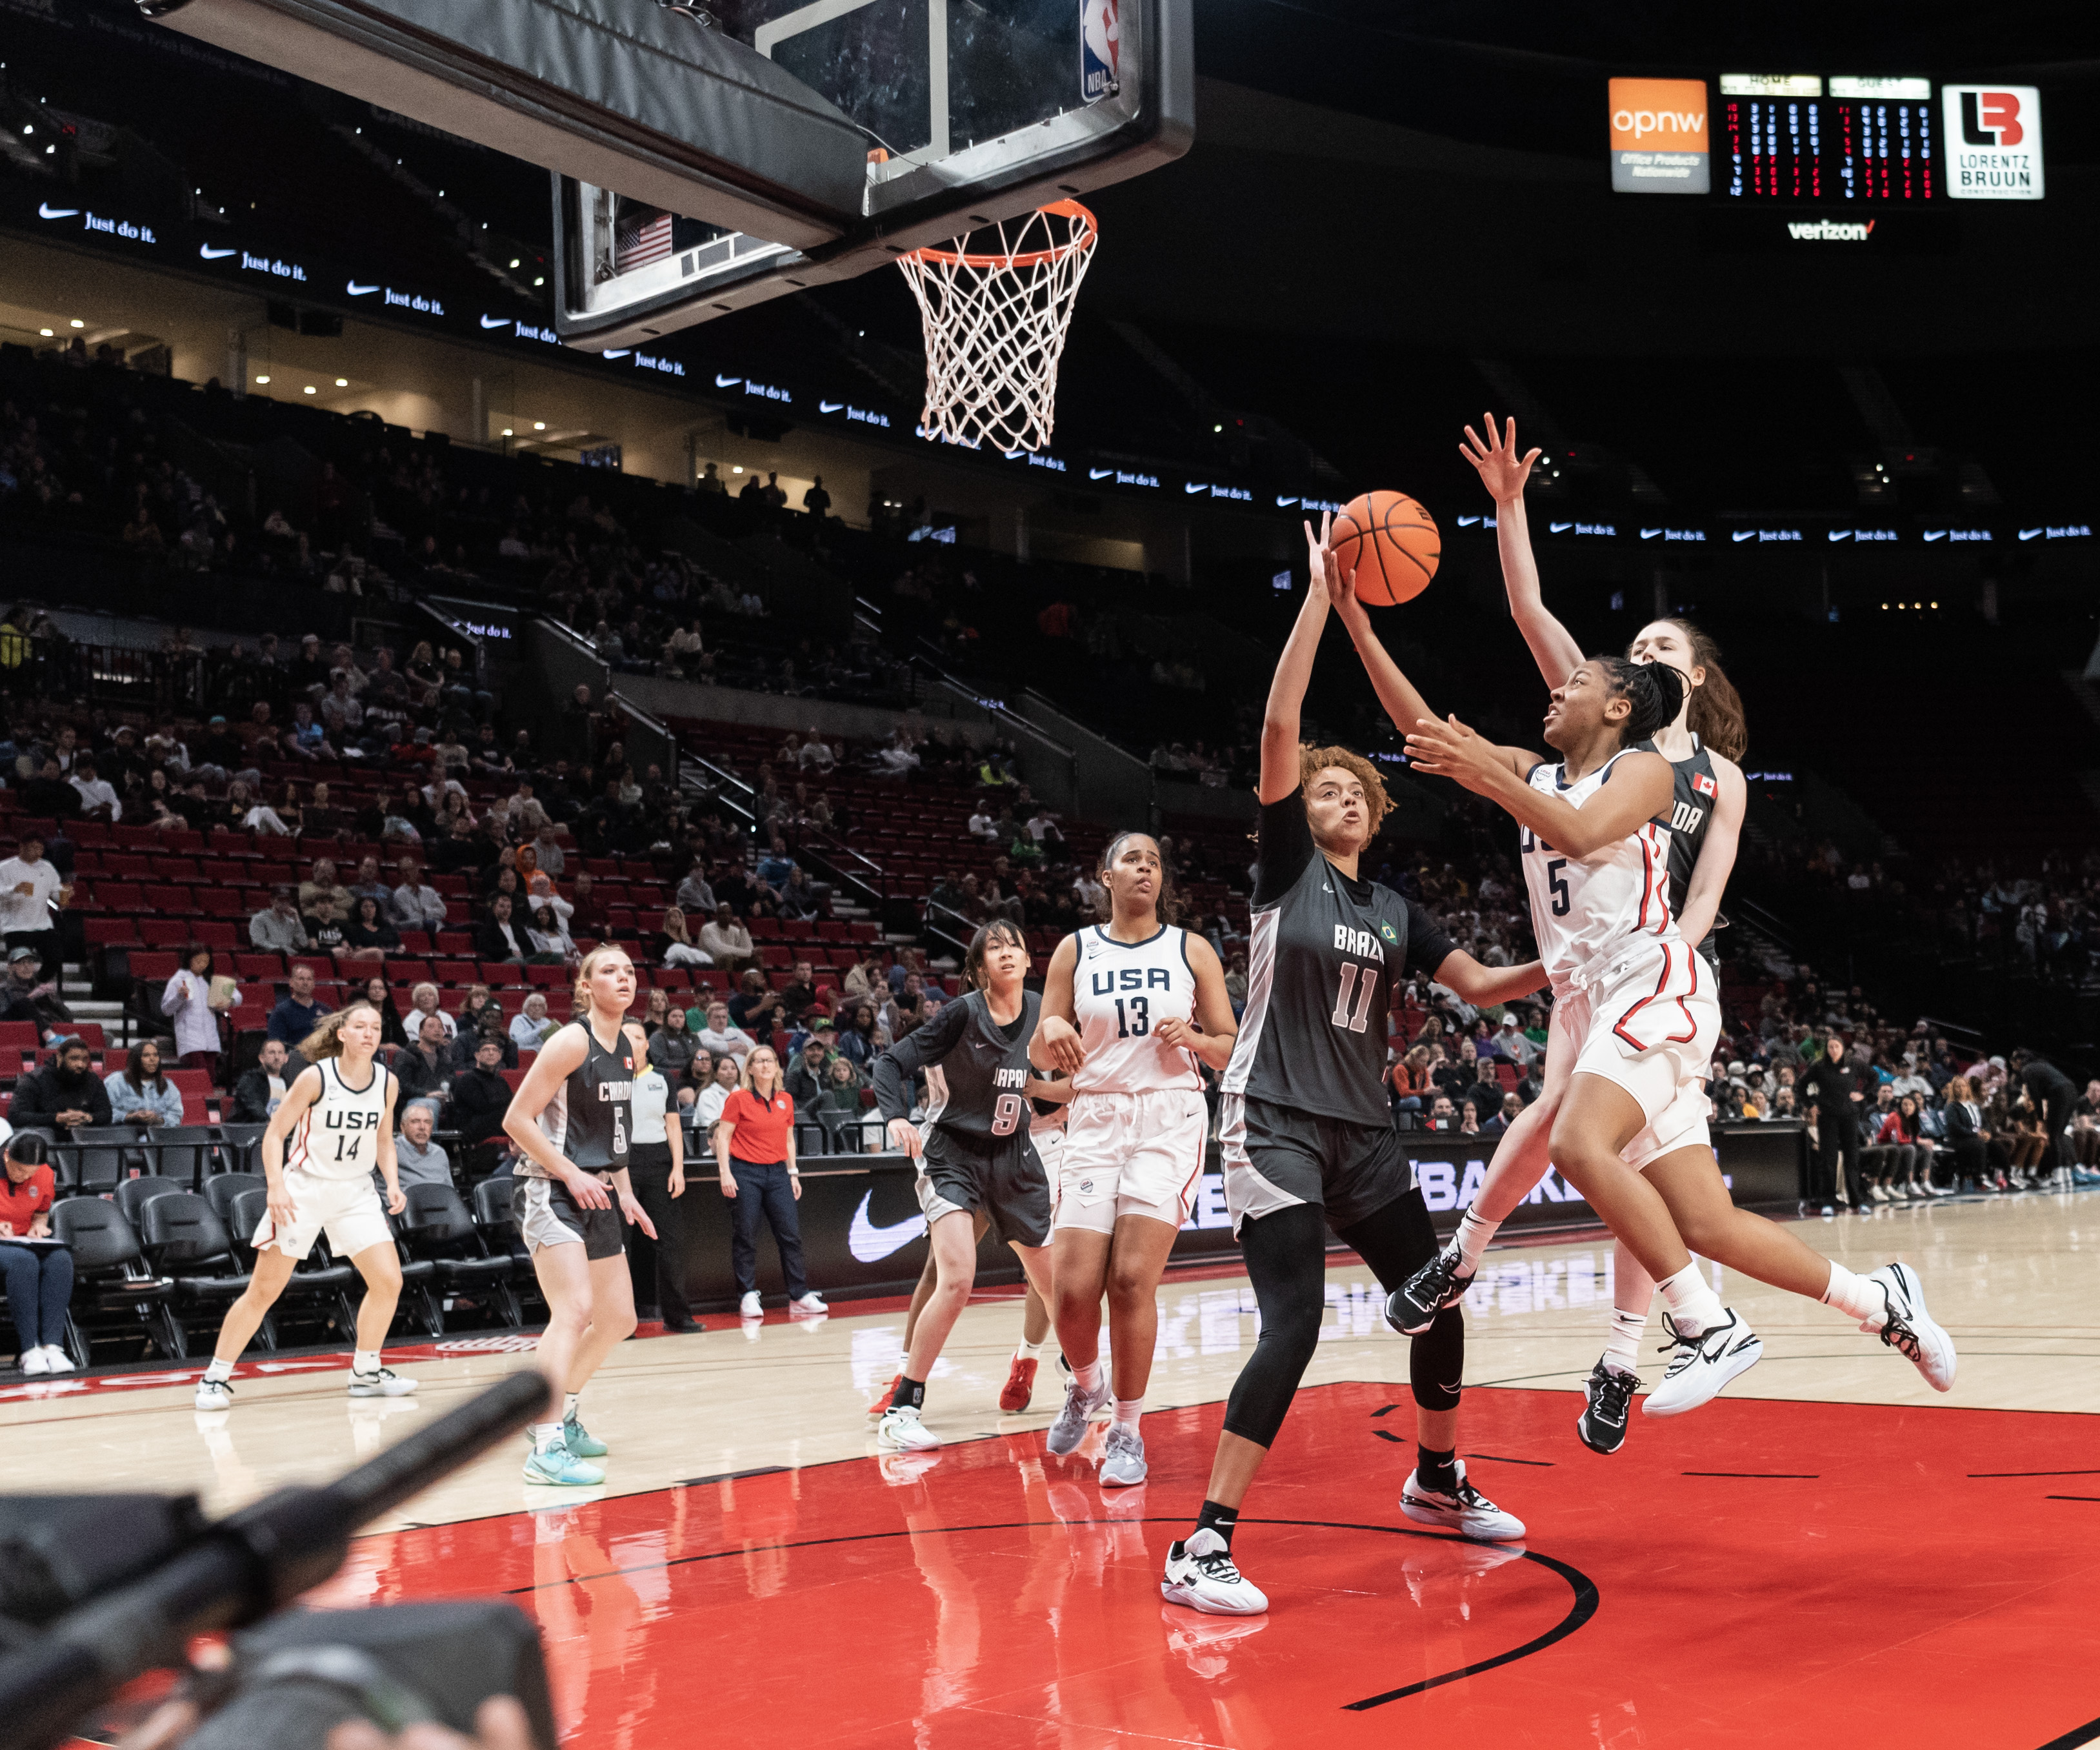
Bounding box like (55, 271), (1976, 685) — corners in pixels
(1331, 491), (1439, 607)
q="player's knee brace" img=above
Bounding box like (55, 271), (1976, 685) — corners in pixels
(1222, 1205), (1328, 1447)
(1408, 1304), (1465, 1413)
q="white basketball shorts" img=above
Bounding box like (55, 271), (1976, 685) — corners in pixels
(252, 1167), (392, 1262)
(1566, 939), (1719, 1171)
(1052, 1087), (1208, 1233)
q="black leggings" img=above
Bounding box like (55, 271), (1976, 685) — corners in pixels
(1223, 1191), (1463, 1451)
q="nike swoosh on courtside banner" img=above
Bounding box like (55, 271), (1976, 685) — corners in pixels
(199, 245), (236, 259)
(1732, 530), (1756, 543)
(38, 204), (79, 219)
(821, 401), (845, 413)
(346, 281), (380, 296)
(848, 1192), (927, 1263)
(480, 314), (510, 328)
(1091, 468), (1114, 480)
(715, 374), (743, 388)
(1549, 521), (1573, 533)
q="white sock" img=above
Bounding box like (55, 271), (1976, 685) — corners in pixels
(353, 1350), (381, 1376)
(1074, 1360), (1104, 1394)
(563, 1392), (581, 1423)
(1822, 1262), (1885, 1327)
(1017, 1338), (1047, 1361)
(1114, 1397), (1144, 1430)
(1656, 1262), (1726, 1335)
(1602, 1309), (1645, 1376)
(531, 1421), (566, 1451)
(205, 1356), (234, 1383)
(1452, 1208), (1499, 1272)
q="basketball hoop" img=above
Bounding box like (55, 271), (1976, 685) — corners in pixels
(897, 200), (1098, 454)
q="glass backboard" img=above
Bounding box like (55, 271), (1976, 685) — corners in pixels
(554, 0), (1190, 348)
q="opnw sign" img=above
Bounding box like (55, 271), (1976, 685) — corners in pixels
(1609, 77), (1710, 194)
(1943, 85), (2044, 200)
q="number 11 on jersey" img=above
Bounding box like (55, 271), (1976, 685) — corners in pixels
(1331, 963), (1378, 1033)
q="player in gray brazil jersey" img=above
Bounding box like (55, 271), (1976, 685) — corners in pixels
(1163, 518), (1551, 1620)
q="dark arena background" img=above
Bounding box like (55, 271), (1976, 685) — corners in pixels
(1, 4), (2097, 1748)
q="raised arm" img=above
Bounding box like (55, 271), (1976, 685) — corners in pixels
(1260, 517), (1340, 804)
(1406, 717), (1674, 860)
(1675, 754), (1745, 945)
(1460, 414), (1582, 687)
(1325, 545), (1439, 740)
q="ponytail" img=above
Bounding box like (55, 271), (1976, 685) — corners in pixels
(1594, 655), (1686, 747)
(1640, 619), (1748, 760)
(1098, 830), (1180, 925)
(299, 1000), (380, 1062)
(572, 944), (631, 1021)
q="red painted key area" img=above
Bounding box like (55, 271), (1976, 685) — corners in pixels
(314, 1385), (2100, 1749)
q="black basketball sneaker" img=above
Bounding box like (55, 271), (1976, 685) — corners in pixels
(1577, 1360), (1637, 1455)
(1386, 1243), (1475, 1336)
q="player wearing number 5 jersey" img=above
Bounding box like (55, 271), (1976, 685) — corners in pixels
(870, 920), (1063, 1452)
(194, 1000), (417, 1413)
(1034, 832), (1238, 1487)
(1163, 516), (1549, 1620)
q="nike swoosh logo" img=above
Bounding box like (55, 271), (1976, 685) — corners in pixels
(821, 401), (846, 413)
(1828, 530), (1851, 541)
(1732, 530), (1756, 543)
(1922, 530), (1945, 542)
(602, 349), (630, 360)
(1185, 482), (1208, 495)
(2019, 527), (2043, 541)
(1548, 521), (1573, 533)
(715, 373), (742, 388)
(1274, 494), (1297, 507)
(1457, 515), (1481, 527)
(199, 245), (236, 259)
(1092, 468), (1115, 480)
(37, 203), (79, 219)
(480, 314), (510, 329)
(847, 1191), (926, 1263)
(346, 281), (379, 296)
(1639, 527), (1661, 539)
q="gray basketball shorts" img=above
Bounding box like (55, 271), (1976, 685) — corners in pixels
(1218, 1091), (1412, 1237)
(914, 1129), (1052, 1249)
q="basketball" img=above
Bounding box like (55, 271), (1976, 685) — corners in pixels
(1331, 490), (1440, 606)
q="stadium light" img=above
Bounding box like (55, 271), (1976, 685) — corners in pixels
(69, 319), (83, 328)
(255, 375), (270, 383)
(303, 385), (316, 394)
(335, 377), (348, 386)
(533, 422), (545, 430)
(37, 328), (52, 337)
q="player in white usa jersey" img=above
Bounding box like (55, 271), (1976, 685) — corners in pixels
(1033, 832), (1238, 1486)
(1395, 643), (1954, 1416)
(193, 1000), (417, 1412)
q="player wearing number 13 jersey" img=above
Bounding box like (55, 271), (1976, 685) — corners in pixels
(870, 921), (1059, 1452)
(1164, 518), (1548, 1620)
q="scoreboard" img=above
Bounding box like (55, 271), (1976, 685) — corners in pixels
(1609, 74), (2044, 203)
(1719, 75), (1936, 203)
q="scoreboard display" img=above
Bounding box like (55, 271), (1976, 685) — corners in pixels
(1610, 74), (2044, 204)
(1719, 75), (1936, 202)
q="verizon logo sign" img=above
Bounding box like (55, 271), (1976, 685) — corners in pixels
(1788, 219), (1876, 242)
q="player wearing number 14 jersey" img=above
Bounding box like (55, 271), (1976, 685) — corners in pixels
(1163, 516), (1550, 1619)
(871, 921), (1061, 1451)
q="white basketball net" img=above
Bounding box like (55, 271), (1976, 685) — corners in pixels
(898, 201), (1098, 454)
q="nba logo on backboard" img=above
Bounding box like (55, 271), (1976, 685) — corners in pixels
(1082, 0), (1121, 102)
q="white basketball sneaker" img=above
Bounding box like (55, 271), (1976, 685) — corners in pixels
(876, 1405), (942, 1451)
(1863, 1262), (1956, 1391)
(1399, 1462), (1526, 1541)
(194, 1375), (234, 1412)
(1161, 1528), (1268, 1616)
(1642, 1309), (1763, 1416)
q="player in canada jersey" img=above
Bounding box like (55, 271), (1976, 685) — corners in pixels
(1385, 619), (1955, 1428)
(1160, 518), (1550, 1620)
(193, 1000), (417, 1413)
(1032, 831), (1239, 1487)
(869, 921), (1068, 1452)
(1393, 413), (1757, 1455)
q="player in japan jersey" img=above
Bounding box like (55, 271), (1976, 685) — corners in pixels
(869, 921), (1065, 1452)
(503, 946), (657, 1487)
(1395, 414), (1759, 1455)
(1400, 644), (1955, 1431)
(1161, 519), (1550, 1620)
(194, 1000), (417, 1413)
(1032, 831), (1239, 1487)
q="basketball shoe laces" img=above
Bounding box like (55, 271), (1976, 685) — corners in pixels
(1655, 1311), (1731, 1376)
(1192, 1542), (1247, 1585)
(1872, 1285), (1923, 1364)
(1590, 1366), (1635, 1423)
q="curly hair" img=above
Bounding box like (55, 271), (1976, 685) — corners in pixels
(1637, 618), (1748, 761)
(1297, 744), (1394, 835)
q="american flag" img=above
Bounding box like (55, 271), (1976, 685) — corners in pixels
(614, 210), (674, 272)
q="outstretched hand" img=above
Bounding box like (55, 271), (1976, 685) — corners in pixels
(1303, 514), (1366, 630)
(1459, 413), (1541, 505)
(1403, 714), (1506, 796)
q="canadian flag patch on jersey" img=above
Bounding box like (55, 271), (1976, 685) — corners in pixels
(1691, 772), (1717, 798)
